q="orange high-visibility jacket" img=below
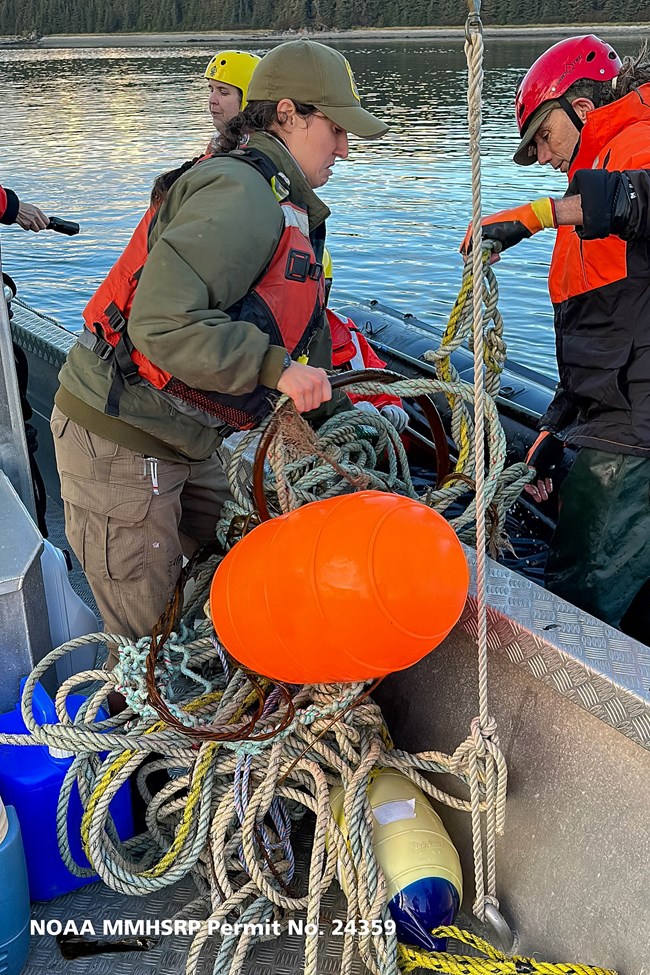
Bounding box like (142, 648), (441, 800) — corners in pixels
(543, 83), (650, 455)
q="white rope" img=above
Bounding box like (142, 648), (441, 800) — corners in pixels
(0, 627), (508, 975)
(462, 2), (513, 947)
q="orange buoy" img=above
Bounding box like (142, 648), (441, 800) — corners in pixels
(209, 491), (469, 684)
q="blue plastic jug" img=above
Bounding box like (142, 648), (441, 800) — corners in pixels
(0, 797), (31, 974)
(0, 680), (133, 901)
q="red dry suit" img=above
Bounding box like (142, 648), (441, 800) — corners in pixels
(0, 184), (19, 225)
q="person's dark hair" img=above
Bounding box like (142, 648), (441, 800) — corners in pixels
(149, 99), (319, 208)
(566, 39), (650, 108)
(150, 155), (203, 209)
(219, 99), (317, 153)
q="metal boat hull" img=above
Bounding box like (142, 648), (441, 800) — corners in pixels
(9, 298), (650, 972)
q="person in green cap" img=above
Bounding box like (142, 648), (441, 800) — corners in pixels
(52, 40), (388, 695)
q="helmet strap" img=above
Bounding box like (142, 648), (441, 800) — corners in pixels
(559, 94), (585, 133)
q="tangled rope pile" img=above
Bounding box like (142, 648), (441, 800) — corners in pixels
(216, 371), (531, 557)
(216, 394), (415, 550)
(0, 617), (507, 975)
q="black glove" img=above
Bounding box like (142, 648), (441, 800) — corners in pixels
(525, 431), (564, 478)
(569, 169), (634, 240)
(460, 199), (557, 255)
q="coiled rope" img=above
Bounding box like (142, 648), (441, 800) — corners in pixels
(216, 375), (531, 556)
(0, 622), (508, 975)
(398, 927), (618, 975)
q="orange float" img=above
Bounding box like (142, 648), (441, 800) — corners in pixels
(209, 491), (469, 684)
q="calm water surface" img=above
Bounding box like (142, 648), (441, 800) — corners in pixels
(0, 38), (640, 377)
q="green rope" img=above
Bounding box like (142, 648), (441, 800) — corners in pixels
(217, 375), (531, 555)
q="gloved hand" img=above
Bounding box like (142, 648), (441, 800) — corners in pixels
(354, 400), (382, 419)
(460, 198), (557, 256)
(380, 404), (409, 433)
(523, 430), (564, 503)
(526, 430), (564, 476)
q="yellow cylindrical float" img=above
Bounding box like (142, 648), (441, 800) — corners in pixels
(330, 768), (463, 950)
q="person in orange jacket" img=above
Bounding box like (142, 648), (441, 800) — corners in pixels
(0, 185), (48, 231)
(461, 36), (650, 634)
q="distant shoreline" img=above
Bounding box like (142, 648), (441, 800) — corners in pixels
(1, 24), (648, 50)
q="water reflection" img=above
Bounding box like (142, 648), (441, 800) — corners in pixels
(0, 38), (640, 377)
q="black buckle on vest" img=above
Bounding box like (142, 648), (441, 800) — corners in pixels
(285, 249), (311, 282)
(93, 334), (114, 360)
(83, 325), (114, 361)
(285, 250), (323, 283)
(105, 301), (127, 334)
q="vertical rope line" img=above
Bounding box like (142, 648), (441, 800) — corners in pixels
(464, 1), (503, 923)
(465, 2), (489, 741)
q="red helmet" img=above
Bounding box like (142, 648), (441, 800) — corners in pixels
(515, 34), (621, 136)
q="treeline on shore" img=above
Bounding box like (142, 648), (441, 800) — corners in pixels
(1, 0), (647, 35)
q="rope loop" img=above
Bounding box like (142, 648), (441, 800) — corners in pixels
(465, 10), (483, 41)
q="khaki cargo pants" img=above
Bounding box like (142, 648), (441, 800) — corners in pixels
(51, 405), (231, 668)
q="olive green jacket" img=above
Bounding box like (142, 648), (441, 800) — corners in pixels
(56, 132), (343, 461)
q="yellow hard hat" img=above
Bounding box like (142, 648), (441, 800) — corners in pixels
(204, 50), (261, 110)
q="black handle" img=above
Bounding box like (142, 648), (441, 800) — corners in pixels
(47, 216), (80, 236)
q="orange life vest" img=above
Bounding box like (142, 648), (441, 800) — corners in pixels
(78, 149), (325, 432)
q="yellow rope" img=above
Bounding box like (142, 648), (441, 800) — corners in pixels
(439, 271), (472, 471)
(80, 685), (264, 876)
(139, 740), (218, 878)
(139, 685), (269, 878)
(436, 251), (495, 473)
(397, 927), (618, 975)
(80, 689), (226, 854)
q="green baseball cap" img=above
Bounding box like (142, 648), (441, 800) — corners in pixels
(247, 39), (389, 139)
